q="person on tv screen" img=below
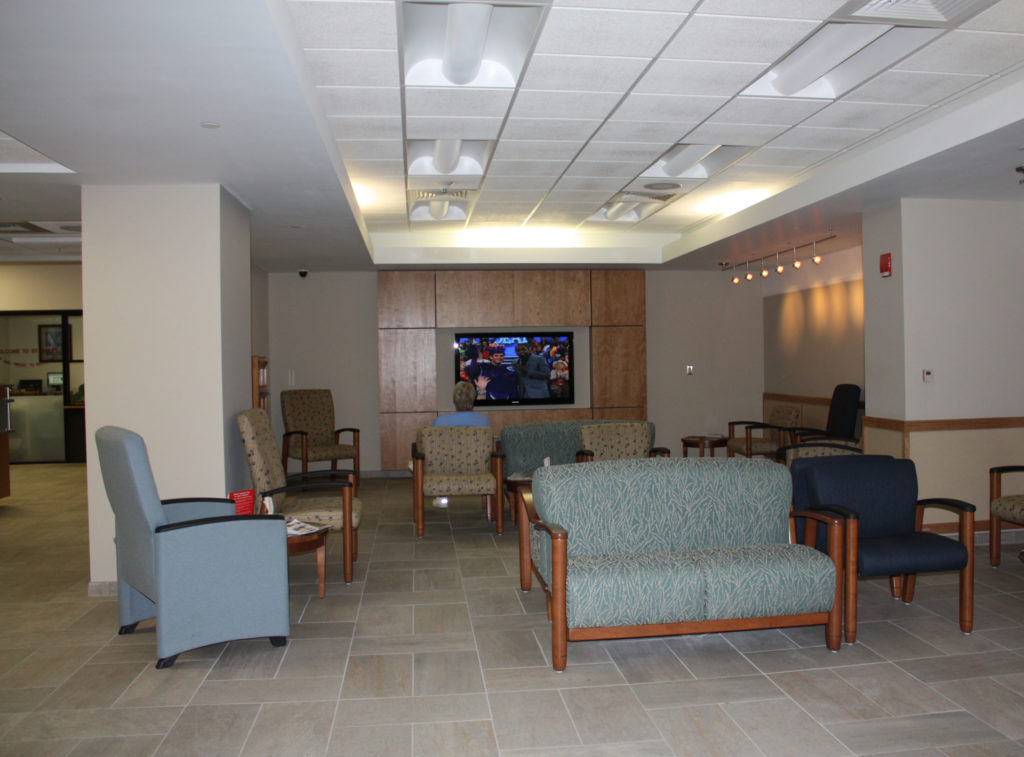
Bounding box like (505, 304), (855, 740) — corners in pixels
(549, 359), (570, 399)
(475, 347), (517, 400)
(432, 381), (490, 427)
(515, 341), (550, 398)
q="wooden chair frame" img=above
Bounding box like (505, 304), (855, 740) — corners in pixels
(989, 465), (1024, 567)
(412, 441), (504, 538)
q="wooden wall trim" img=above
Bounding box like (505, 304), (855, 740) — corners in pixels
(864, 416), (1024, 432)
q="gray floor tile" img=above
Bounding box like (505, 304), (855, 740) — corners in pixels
(488, 689), (578, 750)
(725, 698), (851, 756)
(649, 704), (762, 757)
(561, 684), (660, 744)
(827, 711), (1005, 754)
(240, 700), (335, 757)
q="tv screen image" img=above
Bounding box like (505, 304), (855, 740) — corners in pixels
(454, 332), (574, 407)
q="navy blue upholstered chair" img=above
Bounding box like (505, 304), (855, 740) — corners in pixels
(96, 426), (290, 668)
(791, 454), (975, 644)
(792, 383), (862, 445)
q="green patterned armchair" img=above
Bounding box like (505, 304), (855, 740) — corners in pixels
(280, 389), (359, 492)
(412, 426), (503, 537)
(518, 457), (843, 670)
(577, 421), (669, 462)
(237, 408), (361, 583)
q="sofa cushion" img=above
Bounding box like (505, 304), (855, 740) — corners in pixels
(566, 551), (706, 628)
(532, 458), (791, 557)
(699, 544), (835, 618)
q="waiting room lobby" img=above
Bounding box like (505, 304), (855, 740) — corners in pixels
(3, 463), (1024, 756)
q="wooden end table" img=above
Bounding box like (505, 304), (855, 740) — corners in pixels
(287, 526), (329, 598)
(681, 435), (727, 457)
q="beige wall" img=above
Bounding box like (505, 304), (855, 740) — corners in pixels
(0, 263), (83, 309)
(646, 270), (764, 454)
(267, 271), (382, 471)
(250, 268), (269, 357)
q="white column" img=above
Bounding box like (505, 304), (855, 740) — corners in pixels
(82, 184), (251, 588)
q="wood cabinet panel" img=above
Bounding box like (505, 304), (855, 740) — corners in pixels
(591, 270), (645, 325)
(436, 271), (514, 327)
(591, 325), (646, 408)
(378, 329), (436, 413)
(379, 412), (435, 470)
(513, 270), (591, 326)
(378, 271), (436, 328)
(592, 407), (647, 420)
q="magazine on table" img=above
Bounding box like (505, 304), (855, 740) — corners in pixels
(285, 517), (326, 536)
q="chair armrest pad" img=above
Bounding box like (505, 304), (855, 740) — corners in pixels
(991, 465), (1024, 475)
(161, 498), (235, 522)
(155, 513), (283, 533)
(262, 481), (351, 498)
(335, 427), (359, 434)
(810, 503), (859, 519)
(522, 492), (566, 539)
(918, 497), (976, 513)
(792, 509), (843, 528)
(412, 443), (424, 460)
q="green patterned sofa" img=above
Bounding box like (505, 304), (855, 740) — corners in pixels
(517, 457), (843, 670)
(500, 420), (658, 479)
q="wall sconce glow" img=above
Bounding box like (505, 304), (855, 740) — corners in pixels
(456, 226), (581, 248)
(694, 189), (772, 217)
(351, 182), (377, 208)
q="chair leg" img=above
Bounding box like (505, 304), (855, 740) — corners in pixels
(901, 574), (916, 603)
(118, 622), (138, 635)
(270, 636), (287, 647)
(990, 515), (1002, 567)
(352, 527), (358, 563)
(888, 576), (901, 598)
(155, 655), (178, 669)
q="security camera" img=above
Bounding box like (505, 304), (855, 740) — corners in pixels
(298, 269), (309, 278)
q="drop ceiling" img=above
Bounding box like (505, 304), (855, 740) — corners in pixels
(1, 0), (1023, 271)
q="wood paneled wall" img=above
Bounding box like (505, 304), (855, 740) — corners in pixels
(377, 269), (646, 469)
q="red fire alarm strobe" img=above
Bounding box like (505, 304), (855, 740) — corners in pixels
(880, 252), (892, 278)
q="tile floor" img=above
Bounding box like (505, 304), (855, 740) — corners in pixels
(2, 464), (1024, 756)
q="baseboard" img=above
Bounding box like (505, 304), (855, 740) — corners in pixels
(88, 581), (117, 597)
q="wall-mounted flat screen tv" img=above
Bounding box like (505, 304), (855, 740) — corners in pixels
(454, 331), (574, 407)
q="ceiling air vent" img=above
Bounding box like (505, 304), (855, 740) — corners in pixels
(838, 0), (998, 26)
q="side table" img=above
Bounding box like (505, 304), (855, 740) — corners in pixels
(681, 435), (727, 457)
(287, 526), (329, 598)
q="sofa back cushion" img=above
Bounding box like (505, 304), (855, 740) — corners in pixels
(532, 457), (790, 555)
(501, 420), (655, 477)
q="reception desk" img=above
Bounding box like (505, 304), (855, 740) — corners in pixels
(8, 393), (65, 463)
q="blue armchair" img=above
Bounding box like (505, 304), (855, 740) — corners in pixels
(95, 426), (290, 669)
(792, 454), (975, 644)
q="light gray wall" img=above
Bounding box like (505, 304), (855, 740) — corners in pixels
(646, 270), (764, 454)
(250, 268), (269, 357)
(267, 271), (381, 471)
(863, 202), (906, 420)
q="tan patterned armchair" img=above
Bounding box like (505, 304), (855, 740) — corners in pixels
(280, 389), (359, 492)
(576, 421), (669, 462)
(989, 465), (1024, 567)
(726, 404), (800, 459)
(237, 408), (361, 583)
(412, 426), (503, 537)
(776, 441), (863, 468)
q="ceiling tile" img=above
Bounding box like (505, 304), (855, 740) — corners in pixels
(546, 189), (620, 202)
(682, 122), (789, 146)
(342, 159), (406, 179)
(405, 88), (514, 119)
(475, 190), (548, 204)
(554, 176), (630, 192)
(329, 116), (403, 140)
(575, 141), (669, 162)
(803, 101), (922, 130)
(487, 160), (568, 177)
(634, 60), (766, 96)
(490, 140), (585, 160)
(768, 126), (875, 151)
(739, 146), (831, 168)
(896, 30), (1024, 76)
(335, 140), (404, 160)
(288, 1), (397, 50)
(480, 176), (559, 191)
(520, 55), (650, 93)
(534, 7), (686, 57)
(611, 94), (728, 123)
(304, 50), (401, 87)
(563, 160), (648, 178)
(848, 70), (985, 106)
(317, 87), (401, 116)
(471, 203), (539, 221)
(592, 120), (692, 143)
(695, 0), (846, 19)
(502, 118), (603, 141)
(661, 14), (816, 63)
(511, 90), (624, 120)
(552, 0), (699, 10)
(711, 97), (828, 126)
(405, 117), (504, 140)
(963, 2), (1024, 33)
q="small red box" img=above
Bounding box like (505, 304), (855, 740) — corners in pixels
(229, 489), (255, 515)
(880, 252), (892, 278)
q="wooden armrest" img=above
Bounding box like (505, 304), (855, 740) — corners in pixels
(990, 465), (1024, 475)
(918, 497), (976, 514)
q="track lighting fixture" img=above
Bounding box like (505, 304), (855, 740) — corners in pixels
(792, 247), (802, 269)
(721, 234), (835, 284)
(775, 252), (784, 274)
